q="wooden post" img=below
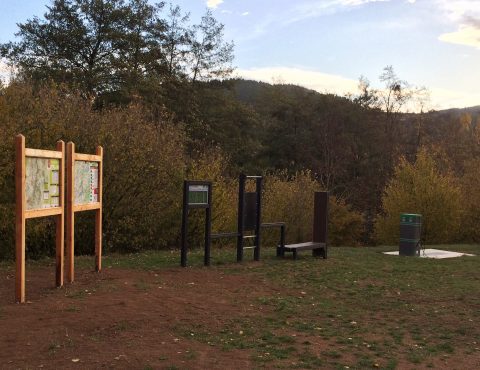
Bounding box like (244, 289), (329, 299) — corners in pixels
(180, 181), (188, 267)
(95, 146), (103, 272)
(55, 141), (65, 287)
(15, 134), (26, 303)
(236, 174), (246, 262)
(312, 192), (329, 259)
(254, 177), (263, 262)
(66, 142), (75, 282)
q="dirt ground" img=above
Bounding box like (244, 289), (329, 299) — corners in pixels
(1, 261), (479, 370)
(0, 263), (282, 369)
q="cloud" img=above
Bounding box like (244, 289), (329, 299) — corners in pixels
(284, 0), (389, 25)
(236, 66), (358, 96)
(434, 0), (480, 22)
(235, 66), (479, 111)
(236, 0), (390, 41)
(434, 1), (480, 49)
(0, 61), (9, 73)
(338, 0), (388, 5)
(438, 24), (480, 49)
(241, 12), (249, 16)
(0, 60), (15, 83)
(206, 0), (223, 9)
(429, 87), (480, 110)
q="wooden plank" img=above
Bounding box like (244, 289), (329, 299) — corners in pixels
(283, 242), (326, 251)
(95, 146), (103, 272)
(25, 148), (62, 159)
(55, 141), (65, 288)
(66, 142), (75, 283)
(73, 202), (101, 212)
(15, 134), (26, 303)
(283, 246), (325, 251)
(25, 207), (62, 219)
(74, 153), (102, 162)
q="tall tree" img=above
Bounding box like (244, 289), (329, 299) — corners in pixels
(189, 10), (234, 82)
(161, 4), (191, 78)
(1, 0), (132, 96)
(1, 0), (235, 99)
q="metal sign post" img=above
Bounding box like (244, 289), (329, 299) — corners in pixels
(180, 180), (212, 267)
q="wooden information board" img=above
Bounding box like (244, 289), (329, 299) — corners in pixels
(66, 142), (103, 283)
(16, 134), (65, 303)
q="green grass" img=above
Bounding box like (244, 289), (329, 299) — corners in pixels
(165, 244), (479, 368)
(2, 244), (479, 369)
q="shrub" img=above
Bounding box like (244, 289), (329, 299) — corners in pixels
(459, 159), (480, 242)
(0, 82), (186, 258)
(263, 171), (320, 244)
(263, 171), (363, 246)
(328, 196), (364, 246)
(375, 148), (462, 245)
(186, 149), (237, 248)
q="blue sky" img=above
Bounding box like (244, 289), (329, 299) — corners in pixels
(1, 0), (479, 110)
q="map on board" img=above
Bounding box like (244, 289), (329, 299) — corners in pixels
(188, 185), (209, 205)
(74, 161), (99, 205)
(26, 158), (60, 210)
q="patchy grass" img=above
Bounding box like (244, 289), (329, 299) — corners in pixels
(154, 244), (480, 368)
(1, 244), (479, 368)
(210, 244), (477, 368)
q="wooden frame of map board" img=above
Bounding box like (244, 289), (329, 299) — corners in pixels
(15, 134), (65, 303)
(66, 142), (103, 283)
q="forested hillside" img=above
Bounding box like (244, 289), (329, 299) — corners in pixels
(1, 0), (479, 259)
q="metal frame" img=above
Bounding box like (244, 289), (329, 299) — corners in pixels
(236, 174), (263, 262)
(181, 174), (286, 266)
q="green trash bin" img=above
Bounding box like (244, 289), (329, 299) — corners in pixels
(399, 214), (422, 256)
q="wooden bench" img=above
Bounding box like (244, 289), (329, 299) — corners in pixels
(277, 241), (326, 259)
(276, 192), (328, 260)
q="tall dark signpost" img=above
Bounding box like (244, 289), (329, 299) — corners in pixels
(181, 181), (212, 267)
(236, 174), (263, 262)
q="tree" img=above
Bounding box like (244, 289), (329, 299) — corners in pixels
(112, 0), (161, 94)
(353, 75), (379, 109)
(1, 0), (134, 96)
(459, 158), (480, 242)
(1, 1), (235, 99)
(160, 4), (191, 78)
(189, 10), (234, 82)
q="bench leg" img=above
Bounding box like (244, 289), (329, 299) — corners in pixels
(293, 249), (297, 260)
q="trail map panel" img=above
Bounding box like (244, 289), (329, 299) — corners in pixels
(188, 185), (209, 206)
(74, 161), (99, 205)
(26, 158), (60, 210)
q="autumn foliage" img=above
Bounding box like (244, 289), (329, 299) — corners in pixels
(375, 148), (462, 245)
(0, 83), (364, 259)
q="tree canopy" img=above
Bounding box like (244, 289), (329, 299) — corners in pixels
(0, 0), (234, 99)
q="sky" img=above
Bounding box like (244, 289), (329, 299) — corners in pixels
(1, 0), (479, 110)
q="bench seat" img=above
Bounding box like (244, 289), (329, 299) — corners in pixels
(277, 242), (327, 259)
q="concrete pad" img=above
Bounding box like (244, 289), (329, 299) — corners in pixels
(383, 249), (475, 259)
